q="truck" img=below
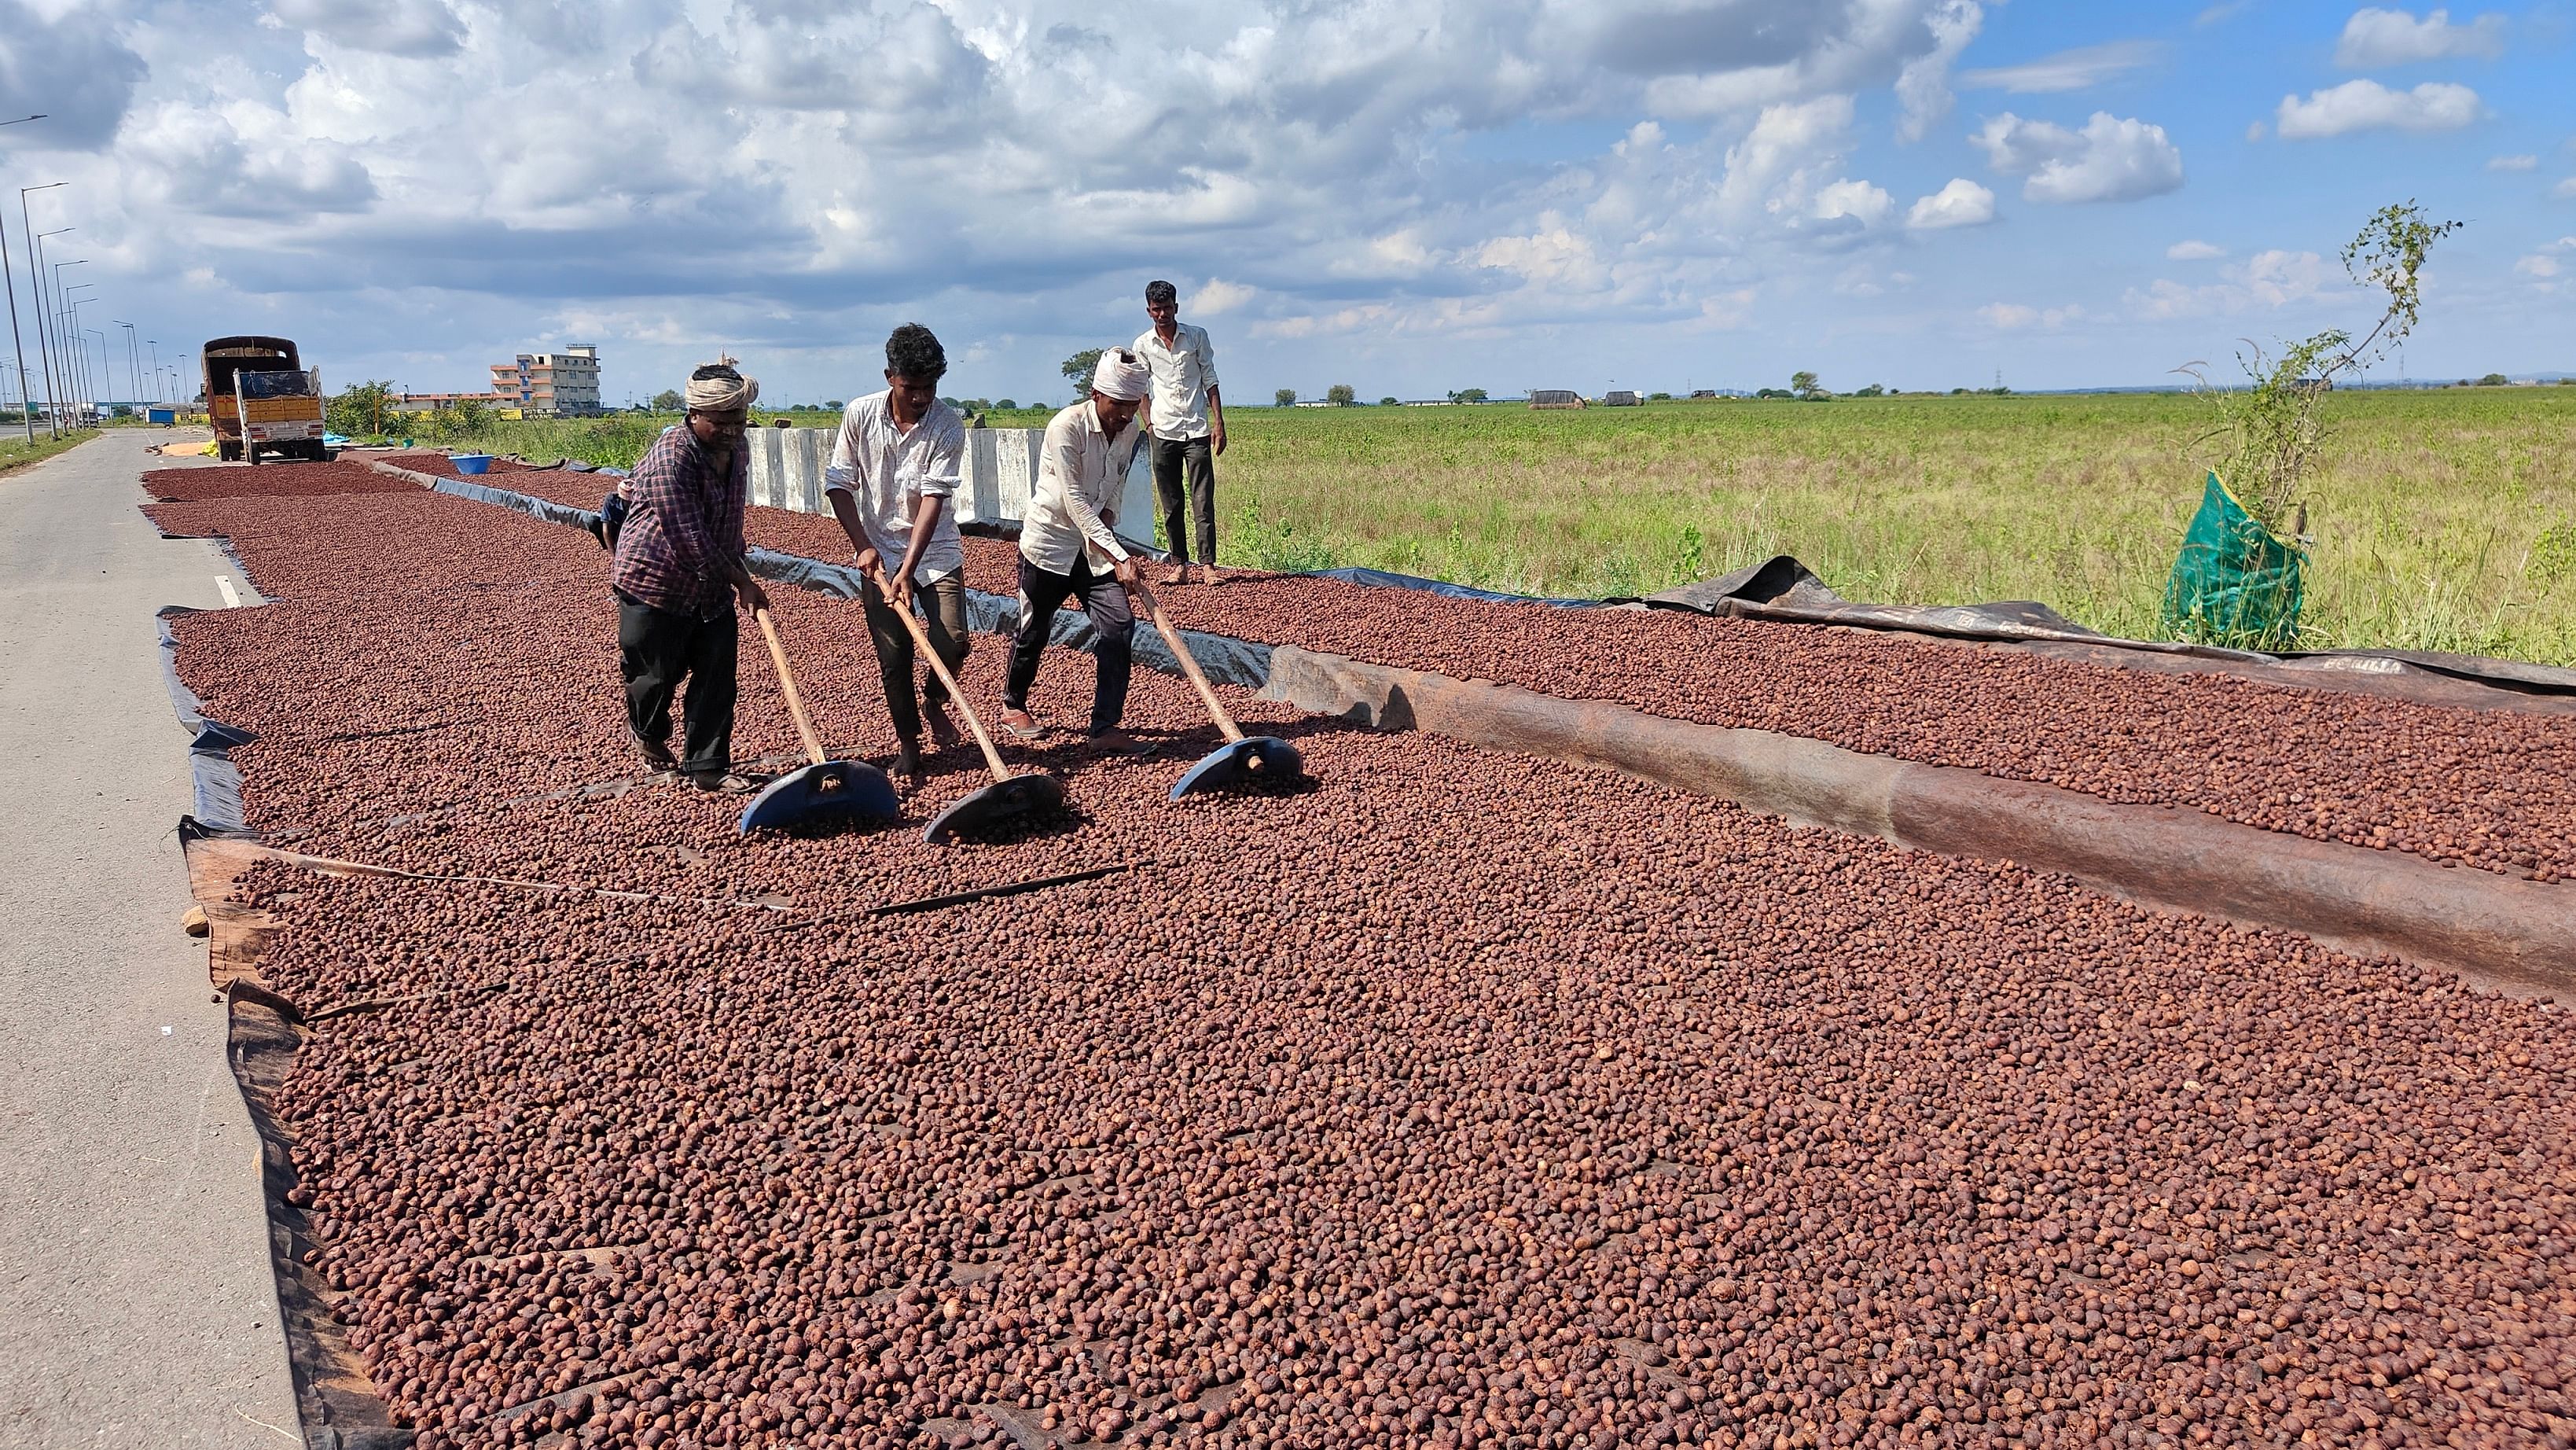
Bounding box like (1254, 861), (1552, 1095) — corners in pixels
(203, 336), (327, 462)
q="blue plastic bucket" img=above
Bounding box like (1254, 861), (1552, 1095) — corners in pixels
(452, 454), (494, 475)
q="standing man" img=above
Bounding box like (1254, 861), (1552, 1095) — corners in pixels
(825, 323), (969, 787)
(1134, 279), (1225, 585)
(999, 349), (1150, 749)
(610, 361), (769, 792)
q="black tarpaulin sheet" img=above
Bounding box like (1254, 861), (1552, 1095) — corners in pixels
(1642, 554), (2576, 698)
(159, 605), (256, 834)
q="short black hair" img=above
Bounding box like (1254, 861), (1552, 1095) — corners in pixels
(886, 323), (946, 383)
(1145, 279), (1178, 307)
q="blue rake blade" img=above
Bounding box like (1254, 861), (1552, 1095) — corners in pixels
(1170, 737), (1304, 800)
(737, 760), (902, 834)
(923, 772), (1065, 844)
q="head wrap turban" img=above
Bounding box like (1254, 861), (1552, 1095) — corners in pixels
(1092, 348), (1150, 402)
(685, 366), (759, 413)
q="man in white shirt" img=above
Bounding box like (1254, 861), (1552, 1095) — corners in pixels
(823, 323), (969, 785)
(1000, 348), (1149, 749)
(1134, 279), (1226, 585)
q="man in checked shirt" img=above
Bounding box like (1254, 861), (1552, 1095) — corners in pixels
(609, 361), (770, 791)
(824, 323), (970, 788)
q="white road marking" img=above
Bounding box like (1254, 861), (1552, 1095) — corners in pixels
(215, 576), (241, 609)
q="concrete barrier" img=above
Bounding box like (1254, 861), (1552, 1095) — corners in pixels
(747, 425), (1158, 535)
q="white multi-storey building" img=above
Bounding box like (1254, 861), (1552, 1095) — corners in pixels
(490, 343), (601, 417)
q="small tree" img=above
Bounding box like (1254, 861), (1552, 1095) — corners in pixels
(1378, 396), (1399, 407)
(1326, 383), (1356, 406)
(1062, 348), (1105, 399)
(1850, 383), (1885, 399)
(1790, 370), (1823, 399)
(650, 388), (683, 411)
(1449, 387), (1489, 404)
(2478, 372), (2510, 387)
(2185, 200), (2460, 531)
(1274, 388), (1297, 407)
(326, 379), (399, 437)
(994, 398), (1016, 410)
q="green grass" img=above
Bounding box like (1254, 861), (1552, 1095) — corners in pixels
(0, 427), (101, 475)
(416, 389), (2576, 664)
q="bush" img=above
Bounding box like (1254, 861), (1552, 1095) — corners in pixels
(1274, 388), (1296, 407)
(1326, 384), (1356, 406)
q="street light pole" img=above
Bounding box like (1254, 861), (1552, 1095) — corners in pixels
(24, 198), (69, 436)
(55, 264), (90, 423)
(115, 320), (138, 404)
(147, 339), (160, 406)
(0, 118), (45, 440)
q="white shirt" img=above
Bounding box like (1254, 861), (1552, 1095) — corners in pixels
(822, 391), (965, 584)
(1134, 322), (1221, 440)
(1020, 399), (1141, 576)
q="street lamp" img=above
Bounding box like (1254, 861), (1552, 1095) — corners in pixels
(147, 338), (160, 406)
(55, 263), (89, 423)
(114, 320), (138, 405)
(86, 327), (109, 419)
(23, 193), (70, 435)
(0, 118), (42, 436)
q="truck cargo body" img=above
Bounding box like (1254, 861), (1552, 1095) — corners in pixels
(204, 335), (327, 462)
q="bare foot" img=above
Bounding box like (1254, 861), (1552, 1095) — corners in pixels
(924, 705), (963, 749)
(896, 739), (924, 789)
(1159, 565), (1191, 587)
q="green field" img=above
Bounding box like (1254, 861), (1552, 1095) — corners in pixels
(417, 388), (2576, 664)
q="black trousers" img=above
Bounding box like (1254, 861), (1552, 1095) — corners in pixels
(616, 590), (737, 775)
(1150, 435), (1217, 565)
(1003, 555), (1133, 734)
(860, 573), (969, 742)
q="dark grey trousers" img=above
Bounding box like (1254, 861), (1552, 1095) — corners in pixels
(616, 589), (736, 775)
(1003, 555), (1134, 733)
(1150, 435), (1217, 565)
(860, 573), (969, 742)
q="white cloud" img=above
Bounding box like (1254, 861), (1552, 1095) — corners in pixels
(2333, 7), (2506, 68)
(2516, 255), (2560, 279)
(269, 0), (466, 58)
(2556, 178), (2576, 200)
(1959, 40), (2163, 94)
(2276, 80), (2483, 139)
(1191, 279), (1257, 315)
(1979, 301), (2085, 329)
(1894, 0), (1987, 142)
(2487, 154), (2538, 171)
(2124, 249), (2337, 319)
(1971, 111), (2185, 204)
(1905, 178), (1996, 229)
(2167, 239), (2225, 259)
(1475, 223), (1608, 292)
(1813, 178), (1893, 227)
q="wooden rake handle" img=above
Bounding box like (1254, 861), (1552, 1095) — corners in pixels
(865, 565), (1014, 784)
(752, 607), (829, 767)
(1128, 578), (1244, 744)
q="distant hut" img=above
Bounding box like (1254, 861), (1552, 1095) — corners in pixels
(1530, 388), (1585, 410)
(1602, 390), (1641, 407)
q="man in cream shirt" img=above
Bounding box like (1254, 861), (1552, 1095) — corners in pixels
(999, 348), (1150, 750)
(823, 323), (968, 786)
(1134, 279), (1226, 584)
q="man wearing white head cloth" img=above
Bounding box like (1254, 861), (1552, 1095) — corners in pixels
(608, 361), (770, 790)
(999, 348), (1152, 748)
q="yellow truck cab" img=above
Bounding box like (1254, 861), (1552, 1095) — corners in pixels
(204, 335), (326, 462)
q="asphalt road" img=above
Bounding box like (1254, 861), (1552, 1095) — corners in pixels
(0, 430), (299, 1447)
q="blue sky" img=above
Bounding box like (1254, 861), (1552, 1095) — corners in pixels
(0, 0), (2568, 407)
